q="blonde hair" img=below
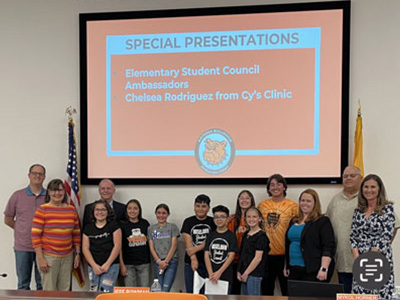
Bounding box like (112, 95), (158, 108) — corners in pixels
(244, 206), (265, 231)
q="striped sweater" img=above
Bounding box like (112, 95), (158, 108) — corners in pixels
(31, 203), (81, 257)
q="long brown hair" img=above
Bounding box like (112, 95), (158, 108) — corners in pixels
(125, 199), (143, 221)
(233, 190), (255, 230)
(293, 189), (322, 223)
(358, 174), (392, 215)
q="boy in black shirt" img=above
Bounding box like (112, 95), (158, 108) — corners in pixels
(181, 194), (216, 293)
(205, 205), (238, 294)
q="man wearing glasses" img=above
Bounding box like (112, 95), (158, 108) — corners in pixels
(4, 164), (46, 290)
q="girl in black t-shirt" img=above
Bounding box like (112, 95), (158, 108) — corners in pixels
(82, 200), (122, 292)
(119, 199), (151, 287)
(237, 207), (270, 295)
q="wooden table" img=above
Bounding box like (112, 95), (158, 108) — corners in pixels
(0, 289), (334, 300)
(0, 290), (100, 300)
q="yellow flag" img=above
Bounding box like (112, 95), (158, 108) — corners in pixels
(353, 101), (364, 176)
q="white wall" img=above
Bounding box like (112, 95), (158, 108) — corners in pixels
(0, 0), (399, 292)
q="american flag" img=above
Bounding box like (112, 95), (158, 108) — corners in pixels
(64, 119), (85, 288)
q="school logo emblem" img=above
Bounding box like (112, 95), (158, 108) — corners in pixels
(191, 224), (211, 246)
(127, 228), (147, 247)
(195, 129), (235, 175)
(209, 238), (229, 264)
(266, 212), (281, 229)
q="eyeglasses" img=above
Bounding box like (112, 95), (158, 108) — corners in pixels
(214, 216), (227, 220)
(30, 172), (45, 177)
(50, 189), (64, 192)
(95, 208), (107, 212)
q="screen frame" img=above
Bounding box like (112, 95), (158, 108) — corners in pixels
(79, 0), (351, 185)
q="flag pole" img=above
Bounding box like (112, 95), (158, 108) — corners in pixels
(64, 106), (86, 289)
(353, 100), (364, 176)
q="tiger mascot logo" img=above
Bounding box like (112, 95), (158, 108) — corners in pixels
(203, 139), (227, 165)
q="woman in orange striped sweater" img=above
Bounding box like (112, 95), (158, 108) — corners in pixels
(31, 179), (81, 291)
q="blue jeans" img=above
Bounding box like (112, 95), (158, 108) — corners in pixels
(338, 272), (353, 294)
(154, 259), (178, 292)
(184, 262), (207, 293)
(14, 250), (42, 290)
(242, 276), (262, 295)
(89, 264), (120, 292)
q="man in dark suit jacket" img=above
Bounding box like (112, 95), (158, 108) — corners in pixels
(82, 178), (126, 229)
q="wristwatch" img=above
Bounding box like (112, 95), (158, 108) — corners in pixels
(320, 267), (328, 272)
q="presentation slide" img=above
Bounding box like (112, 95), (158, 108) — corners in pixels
(81, 3), (349, 183)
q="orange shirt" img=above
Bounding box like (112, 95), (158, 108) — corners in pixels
(227, 214), (247, 263)
(257, 198), (298, 255)
(31, 204), (81, 257)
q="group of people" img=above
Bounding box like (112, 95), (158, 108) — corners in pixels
(3, 164), (397, 299)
